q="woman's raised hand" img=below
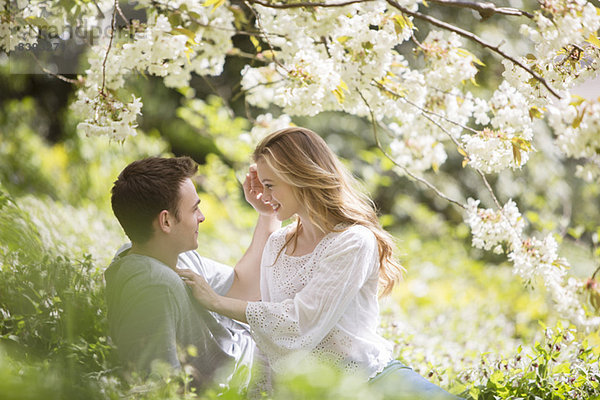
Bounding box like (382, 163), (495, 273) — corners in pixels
(243, 164), (275, 216)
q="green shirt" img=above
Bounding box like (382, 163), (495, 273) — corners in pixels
(104, 249), (253, 388)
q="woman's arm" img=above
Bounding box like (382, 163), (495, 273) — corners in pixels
(226, 165), (280, 301)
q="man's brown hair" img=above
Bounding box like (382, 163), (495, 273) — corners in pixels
(111, 156), (198, 244)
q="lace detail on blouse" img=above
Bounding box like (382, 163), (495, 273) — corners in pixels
(263, 228), (339, 300)
(246, 224), (392, 377)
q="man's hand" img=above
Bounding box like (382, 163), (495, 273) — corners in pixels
(243, 164), (275, 216)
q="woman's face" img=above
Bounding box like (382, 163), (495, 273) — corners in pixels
(256, 158), (302, 221)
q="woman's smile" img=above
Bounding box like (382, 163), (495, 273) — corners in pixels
(256, 158), (302, 221)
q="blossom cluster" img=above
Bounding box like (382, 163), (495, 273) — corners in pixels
(382, 31), (484, 172)
(461, 82), (535, 173)
(0, 0), (111, 53)
(241, 1), (419, 117)
(507, 0), (600, 104)
(465, 196), (600, 332)
(72, 3), (235, 138)
(548, 96), (600, 182)
(420, 31), (480, 92)
(72, 92), (142, 141)
(520, 0), (600, 75)
(243, 113), (293, 146)
(464, 198), (524, 254)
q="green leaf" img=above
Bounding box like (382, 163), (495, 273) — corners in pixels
(529, 106), (544, 119)
(203, 0), (226, 13)
(586, 33), (600, 49)
(392, 14), (414, 35)
(511, 137), (532, 151)
(168, 13), (183, 27)
(172, 27), (197, 43)
(569, 94), (586, 107)
(249, 35), (262, 52)
(228, 5), (248, 30)
(456, 48), (486, 66)
(25, 16), (50, 28)
(512, 143), (522, 165)
(332, 79), (349, 104)
(572, 107), (586, 129)
(567, 225), (585, 239)
(553, 362), (571, 374)
(337, 35), (351, 44)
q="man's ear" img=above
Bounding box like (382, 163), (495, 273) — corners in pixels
(156, 209), (173, 233)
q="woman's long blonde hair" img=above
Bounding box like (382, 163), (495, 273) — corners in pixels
(253, 127), (403, 296)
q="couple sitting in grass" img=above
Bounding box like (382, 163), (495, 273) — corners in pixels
(105, 127), (460, 399)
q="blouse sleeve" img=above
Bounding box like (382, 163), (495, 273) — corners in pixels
(245, 226), (378, 368)
(177, 251), (234, 296)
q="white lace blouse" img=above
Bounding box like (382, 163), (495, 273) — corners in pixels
(246, 223), (393, 377)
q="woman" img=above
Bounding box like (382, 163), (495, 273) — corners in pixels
(177, 127), (460, 399)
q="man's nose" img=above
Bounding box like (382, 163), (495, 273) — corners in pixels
(198, 211), (205, 223)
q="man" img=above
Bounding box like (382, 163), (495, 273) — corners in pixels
(105, 156), (277, 389)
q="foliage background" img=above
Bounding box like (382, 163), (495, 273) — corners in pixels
(1, 2), (600, 397)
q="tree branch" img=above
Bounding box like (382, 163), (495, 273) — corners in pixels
(244, 1), (289, 72)
(100, 0), (118, 96)
(374, 81), (480, 136)
(371, 82), (512, 211)
(115, 0), (130, 29)
(245, 0), (374, 9)
(386, 0), (561, 99)
(428, 0), (533, 19)
(358, 90), (467, 209)
(30, 53), (80, 84)
(153, 0), (284, 38)
(90, 0), (106, 19)
(476, 169), (503, 210)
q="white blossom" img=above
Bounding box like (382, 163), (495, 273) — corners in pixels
(548, 96), (600, 159)
(247, 113), (293, 145)
(464, 198), (524, 253)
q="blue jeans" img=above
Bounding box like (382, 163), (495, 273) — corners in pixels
(369, 360), (462, 399)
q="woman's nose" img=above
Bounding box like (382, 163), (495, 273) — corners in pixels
(262, 192), (272, 203)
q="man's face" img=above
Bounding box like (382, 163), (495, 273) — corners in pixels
(170, 178), (204, 252)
